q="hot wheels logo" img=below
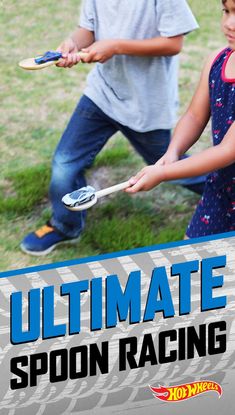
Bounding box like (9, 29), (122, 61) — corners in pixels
(150, 381), (222, 402)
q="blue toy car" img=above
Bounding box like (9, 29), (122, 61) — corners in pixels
(35, 51), (62, 65)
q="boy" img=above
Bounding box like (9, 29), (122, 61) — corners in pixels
(21, 0), (205, 256)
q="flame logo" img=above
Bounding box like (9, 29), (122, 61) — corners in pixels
(150, 381), (222, 402)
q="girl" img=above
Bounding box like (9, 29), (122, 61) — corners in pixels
(127, 0), (235, 238)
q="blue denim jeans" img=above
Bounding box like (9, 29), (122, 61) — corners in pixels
(50, 95), (205, 237)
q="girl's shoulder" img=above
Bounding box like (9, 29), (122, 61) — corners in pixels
(199, 48), (227, 82)
(199, 47), (229, 81)
(208, 46), (230, 69)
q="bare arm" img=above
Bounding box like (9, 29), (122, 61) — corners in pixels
(116, 36), (183, 56)
(56, 27), (94, 67)
(57, 28), (183, 66)
(71, 27), (94, 50)
(127, 123), (235, 192)
(81, 35), (183, 63)
(157, 50), (220, 169)
(165, 126), (235, 179)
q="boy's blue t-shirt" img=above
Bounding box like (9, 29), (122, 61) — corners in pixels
(79, 0), (198, 132)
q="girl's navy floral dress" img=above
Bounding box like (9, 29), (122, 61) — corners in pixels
(187, 48), (235, 237)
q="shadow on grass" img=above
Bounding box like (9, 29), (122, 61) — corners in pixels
(81, 192), (191, 252)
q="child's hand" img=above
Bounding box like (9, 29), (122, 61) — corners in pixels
(126, 165), (165, 193)
(126, 150), (179, 193)
(56, 38), (80, 68)
(81, 40), (119, 63)
(155, 149), (179, 167)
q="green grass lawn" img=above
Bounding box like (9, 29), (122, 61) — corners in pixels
(0, 0), (224, 271)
